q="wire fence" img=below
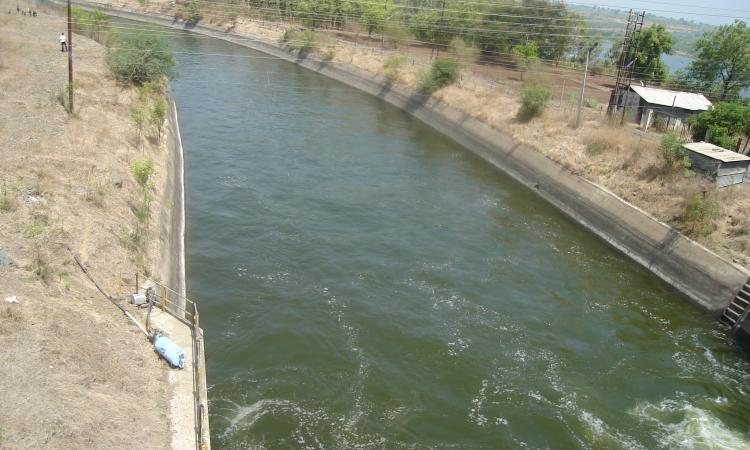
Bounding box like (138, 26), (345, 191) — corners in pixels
(119, 272), (210, 450)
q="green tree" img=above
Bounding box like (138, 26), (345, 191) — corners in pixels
(688, 20), (750, 100)
(632, 25), (673, 84)
(511, 42), (540, 81)
(360, 0), (394, 37)
(688, 101), (750, 149)
(107, 31), (177, 85)
(130, 105), (146, 150)
(150, 97), (167, 141)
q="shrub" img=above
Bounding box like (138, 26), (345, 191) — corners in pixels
(584, 98), (598, 108)
(660, 132), (690, 172)
(282, 29), (317, 54)
(183, 1), (203, 25)
(322, 42), (336, 61)
(384, 54), (405, 81)
(518, 85), (551, 120)
(681, 192), (719, 237)
(419, 57), (459, 94)
(107, 31), (177, 85)
(150, 97), (167, 140)
(131, 159), (155, 186)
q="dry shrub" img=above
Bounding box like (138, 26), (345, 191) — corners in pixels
(582, 126), (639, 155)
(0, 304), (24, 335)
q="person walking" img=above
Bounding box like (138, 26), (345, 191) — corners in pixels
(59, 32), (67, 52)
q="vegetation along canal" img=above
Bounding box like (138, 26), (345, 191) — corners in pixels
(162, 26), (750, 448)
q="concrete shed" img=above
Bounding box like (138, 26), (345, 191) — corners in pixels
(684, 142), (750, 187)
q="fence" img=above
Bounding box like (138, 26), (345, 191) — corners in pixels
(119, 272), (210, 450)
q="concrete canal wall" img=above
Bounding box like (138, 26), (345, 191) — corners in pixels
(87, 4), (748, 318)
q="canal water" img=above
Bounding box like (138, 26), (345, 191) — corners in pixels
(160, 29), (750, 448)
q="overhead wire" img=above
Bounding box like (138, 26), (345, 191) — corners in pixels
(32, 5), (750, 98)
(57, 21), (750, 96)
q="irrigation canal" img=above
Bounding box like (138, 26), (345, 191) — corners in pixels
(155, 24), (750, 448)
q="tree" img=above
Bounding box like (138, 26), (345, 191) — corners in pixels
(688, 101), (750, 149)
(689, 20), (750, 100)
(150, 97), (167, 141)
(360, 0), (394, 37)
(511, 42), (539, 81)
(107, 31), (177, 85)
(633, 25), (673, 84)
(130, 105), (146, 151)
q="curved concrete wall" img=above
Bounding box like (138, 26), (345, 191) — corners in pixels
(90, 4), (749, 317)
(155, 97), (187, 300)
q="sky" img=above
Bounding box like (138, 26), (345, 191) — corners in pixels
(573, 0), (749, 26)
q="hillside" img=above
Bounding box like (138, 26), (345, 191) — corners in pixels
(570, 5), (715, 57)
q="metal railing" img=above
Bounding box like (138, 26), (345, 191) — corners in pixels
(119, 272), (210, 450)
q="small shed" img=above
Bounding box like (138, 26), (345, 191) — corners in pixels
(684, 142), (750, 187)
(613, 86), (712, 132)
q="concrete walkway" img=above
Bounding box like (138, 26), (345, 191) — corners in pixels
(150, 309), (196, 450)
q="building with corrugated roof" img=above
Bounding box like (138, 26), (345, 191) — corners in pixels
(612, 85), (712, 132)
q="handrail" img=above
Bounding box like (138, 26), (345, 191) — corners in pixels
(119, 272), (210, 450)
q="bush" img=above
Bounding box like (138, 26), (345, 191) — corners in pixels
(131, 159), (155, 186)
(183, 1), (203, 25)
(384, 55), (405, 81)
(419, 57), (459, 94)
(681, 192), (719, 237)
(107, 31), (177, 85)
(150, 97), (167, 140)
(518, 85), (551, 120)
(584, 98), (598, 108)
(660, 132), (690, 172)
(282, 29), (317, 54)
(322, 42), (336, 61)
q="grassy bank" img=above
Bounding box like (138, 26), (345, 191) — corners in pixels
(0, 2), (174, 447)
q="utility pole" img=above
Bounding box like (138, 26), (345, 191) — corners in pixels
(575, 49), (590, 128)
(67, 0), (74, 113)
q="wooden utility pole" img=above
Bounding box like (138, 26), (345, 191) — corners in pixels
(67, 0), (74, 113)
(575, 49), (590, 128)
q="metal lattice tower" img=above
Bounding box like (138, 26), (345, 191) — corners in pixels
(607, 9), (646, 117)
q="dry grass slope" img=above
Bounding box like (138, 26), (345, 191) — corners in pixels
(0, 3), (172, 448)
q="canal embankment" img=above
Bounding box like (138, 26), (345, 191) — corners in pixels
(66, 2), (747, 317)
(0, 4), (177, 447)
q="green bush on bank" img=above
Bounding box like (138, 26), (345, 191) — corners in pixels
(419, 58), (459, 94)
(106, 31), (177, 85)
(681, 192), (719, 237)
(660, 132), (690, 172)
(281, 28), (317, 55)
(517, 85), (551, 120)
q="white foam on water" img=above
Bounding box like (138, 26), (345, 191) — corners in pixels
(221, 399), (291, 439)
(577, 410), (647, 450)
(630, 398), (750, 449)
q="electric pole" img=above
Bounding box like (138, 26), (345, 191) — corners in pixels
(67, 0), (74, 113)
(575, 48), (590, 128)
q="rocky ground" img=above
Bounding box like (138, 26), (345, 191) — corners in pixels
(0, 2), (172, 448)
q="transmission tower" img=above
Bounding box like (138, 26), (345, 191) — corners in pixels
(606, 9), (646, 119)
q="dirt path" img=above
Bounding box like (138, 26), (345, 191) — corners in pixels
(0, 3), (173, 448)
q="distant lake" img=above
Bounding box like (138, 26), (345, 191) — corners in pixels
(662, 53), (693, 72)
(661, 53), (749, 97)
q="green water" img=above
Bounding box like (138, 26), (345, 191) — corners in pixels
(164, 31), (750, 449)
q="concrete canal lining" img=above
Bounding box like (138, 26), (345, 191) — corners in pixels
(85, 3), (749, 317)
